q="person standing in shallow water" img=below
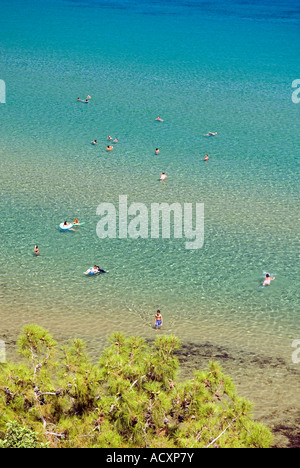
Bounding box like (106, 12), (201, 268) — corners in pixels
(155, 310), (163, 330)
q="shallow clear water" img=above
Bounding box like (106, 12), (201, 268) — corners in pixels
(0, 0), (300, 441)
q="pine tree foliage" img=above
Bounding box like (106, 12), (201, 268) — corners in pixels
(0, 325), (273, 448)
(0, 421), (49, 448)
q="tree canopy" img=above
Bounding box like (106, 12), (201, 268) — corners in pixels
(0, 325), (273, 448)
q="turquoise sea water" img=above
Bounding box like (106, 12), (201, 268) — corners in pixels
(0, 0), (300, 431)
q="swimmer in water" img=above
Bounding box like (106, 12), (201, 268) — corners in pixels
(155, 148), (160, 154)
(34, 245), (40, 255)
(91, 140), (98, 145)
(106, 145), (113, 151)
(263, 274), (275, 286)
(108, 136), (113, 141)
(160, 172), (167, 181)
(62, 221), (75, 231)
(155, 310), (163, 330)
(204, 132), (218, 137)
(85, 265), (106, 275)
(114, 138), (118, 143)
(73, 218), (79, 224)
(155, 116), (164, 121)
(204, 154), (209, 161)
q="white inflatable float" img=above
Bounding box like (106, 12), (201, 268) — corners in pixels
(84, 267), (108, 276)
(59, 223), (74, 231)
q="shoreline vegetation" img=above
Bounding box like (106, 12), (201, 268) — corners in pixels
(0, 325), (273, 448)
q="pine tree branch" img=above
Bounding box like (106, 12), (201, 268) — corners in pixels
(206, 414), (241, 448)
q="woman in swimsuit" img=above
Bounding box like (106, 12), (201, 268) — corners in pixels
(263, 274), (275, 286)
